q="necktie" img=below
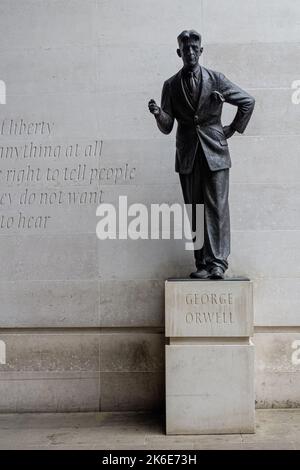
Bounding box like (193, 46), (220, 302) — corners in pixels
(187, 71), (199, 105)
(187, 71), (197, 95)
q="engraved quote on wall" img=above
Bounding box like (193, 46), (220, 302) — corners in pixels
(0, 118), (136, 231)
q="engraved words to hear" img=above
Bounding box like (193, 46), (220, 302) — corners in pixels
(184, 291), (234, 325)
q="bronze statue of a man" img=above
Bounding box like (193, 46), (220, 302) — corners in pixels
(148, 30), (255, 279)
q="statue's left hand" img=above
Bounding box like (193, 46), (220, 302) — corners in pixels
(223, 125), (236, 139)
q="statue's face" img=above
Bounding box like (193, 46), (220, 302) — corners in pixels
(177, 40), (202, 68)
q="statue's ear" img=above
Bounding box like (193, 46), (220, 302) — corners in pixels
(177, 48), (181, 58)
(200, 46), (204, 55)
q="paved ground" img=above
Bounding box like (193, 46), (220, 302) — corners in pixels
(0, 409), (299, 450)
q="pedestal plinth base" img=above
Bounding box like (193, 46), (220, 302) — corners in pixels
(166, 342), (254, 435)
(165, 278), (255, 435)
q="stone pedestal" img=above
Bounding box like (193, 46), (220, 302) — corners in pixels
(165, 278), (255, 435)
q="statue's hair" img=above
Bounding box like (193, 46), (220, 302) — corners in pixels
(177, 30), (202, 46)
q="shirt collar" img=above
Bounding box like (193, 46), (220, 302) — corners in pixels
(182, 64), (201, 79)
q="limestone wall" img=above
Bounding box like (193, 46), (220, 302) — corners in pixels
(0, 0), (299, 410)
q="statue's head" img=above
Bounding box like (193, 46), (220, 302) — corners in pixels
(177, 30), (203, 69)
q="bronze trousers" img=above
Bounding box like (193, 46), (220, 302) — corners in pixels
(179, 143), (230, 272)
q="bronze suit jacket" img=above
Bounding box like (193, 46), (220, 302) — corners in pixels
(156, 66), (255, 173)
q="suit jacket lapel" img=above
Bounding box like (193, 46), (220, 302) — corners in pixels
(196, 66), (212, 116)
(171, 70), (190, 113)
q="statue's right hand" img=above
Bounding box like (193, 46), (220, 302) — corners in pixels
(148, 99), (160, 115)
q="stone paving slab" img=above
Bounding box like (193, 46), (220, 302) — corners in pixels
(0, 409), (300, 450)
